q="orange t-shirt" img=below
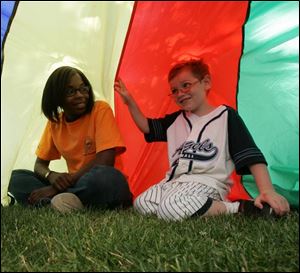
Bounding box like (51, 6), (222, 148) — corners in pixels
(36, 101), (126, 173)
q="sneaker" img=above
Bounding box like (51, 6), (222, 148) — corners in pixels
(7, 192), (16, 206)
(51, 193), (84, 213)
(238, 200), (274, 217)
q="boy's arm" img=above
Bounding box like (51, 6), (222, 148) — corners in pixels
(114, 79), (149, 133)
(249, 163), (290, 215)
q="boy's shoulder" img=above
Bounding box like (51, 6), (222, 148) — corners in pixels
(222, 104), (239, 116)
(222, 104), (236, 112)
(166, 109), (183, 118)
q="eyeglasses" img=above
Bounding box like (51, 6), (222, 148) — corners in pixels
(169, 80), (200, 97)
(65, 86), (90, 97)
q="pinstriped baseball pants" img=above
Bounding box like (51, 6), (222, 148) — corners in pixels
(134, 180), (221, 221)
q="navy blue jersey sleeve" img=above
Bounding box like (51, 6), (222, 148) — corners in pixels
(227, 107), (267, 175)
(144, 110), (182, 142)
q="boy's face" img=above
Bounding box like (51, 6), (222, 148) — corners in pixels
(169, 68), (211, 115)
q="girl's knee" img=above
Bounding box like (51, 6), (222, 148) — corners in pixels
(9, 169), (34, 186)
(78, 165), (127, 191)
(74, 165), (131, 208)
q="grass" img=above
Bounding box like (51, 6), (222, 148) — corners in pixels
(1, 205), (299, 272)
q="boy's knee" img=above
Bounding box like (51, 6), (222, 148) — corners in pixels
(133, 195), (143, 212)
(133, 193), (158, 215)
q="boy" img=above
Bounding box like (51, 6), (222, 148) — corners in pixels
(114, 59), (290, 221)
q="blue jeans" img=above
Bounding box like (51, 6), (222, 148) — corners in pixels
(8, 166), (132, 209)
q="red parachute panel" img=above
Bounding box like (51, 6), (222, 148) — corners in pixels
(115, 1), (250, 200)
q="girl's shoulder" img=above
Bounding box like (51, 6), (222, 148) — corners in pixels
(93, 100), (112, 111)
(94, 100), (110, 107)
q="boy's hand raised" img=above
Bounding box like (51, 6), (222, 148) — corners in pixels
(113, 78), (149, 133)
(114, 79), (132, 105)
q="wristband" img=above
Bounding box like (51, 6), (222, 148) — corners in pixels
(44, 171), (51, 179)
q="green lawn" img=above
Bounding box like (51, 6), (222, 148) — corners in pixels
(1, 205), (299, 272)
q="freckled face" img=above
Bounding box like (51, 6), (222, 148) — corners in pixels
(62, 73), (89, 122)
(169, 69), (211, 115)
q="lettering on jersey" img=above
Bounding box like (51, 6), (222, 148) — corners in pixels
(172, 139), (218, 161)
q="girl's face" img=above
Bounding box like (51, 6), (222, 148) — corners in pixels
(62, 73), (90, 122)
(169, 68), (211, 115)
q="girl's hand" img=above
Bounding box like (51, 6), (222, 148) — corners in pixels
(28, 186), (58, 204)
(48, 172), (75, 192)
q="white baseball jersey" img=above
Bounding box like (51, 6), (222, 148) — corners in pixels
(134, 105), (267, 220)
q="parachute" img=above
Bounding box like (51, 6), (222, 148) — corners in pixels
(1, 1), (298, 208)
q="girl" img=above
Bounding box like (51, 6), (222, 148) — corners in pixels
(9, 66), (132, 212)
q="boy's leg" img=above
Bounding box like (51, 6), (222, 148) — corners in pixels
(157, 182), (221, 221)
(67, 165), (132, 209)
(193, 199), (274, 218)
(8, 169), (50, 206)
(237, 199), (274, 216)
(196, 199), (274, 217)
